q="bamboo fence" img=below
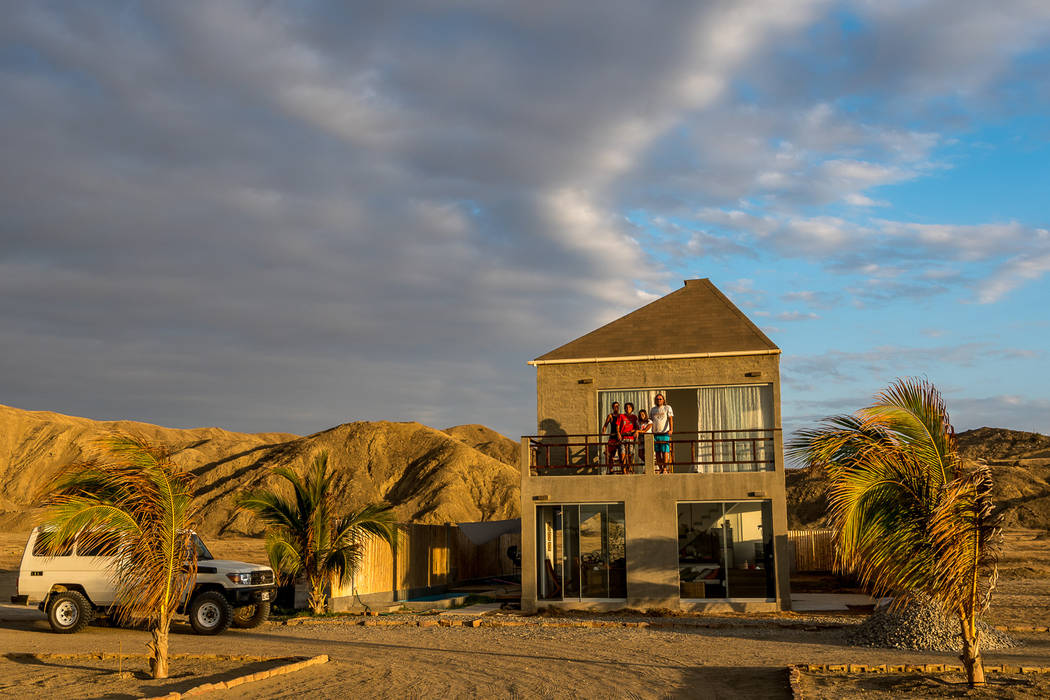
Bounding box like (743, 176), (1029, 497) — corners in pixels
(787, 528), (836, 573)
(332, 522), (520, 600)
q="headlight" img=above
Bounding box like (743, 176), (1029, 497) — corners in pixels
(226, 572), (251, 585)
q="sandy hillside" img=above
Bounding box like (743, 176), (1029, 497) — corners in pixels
(443, 423), (521, 465)
(786, 427), (1050, 529)
(0, 404), (520, 536)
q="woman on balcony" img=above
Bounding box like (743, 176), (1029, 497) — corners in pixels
(602, 401), (623, 468)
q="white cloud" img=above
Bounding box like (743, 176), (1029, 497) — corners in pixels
(977, 248), (1050, 303)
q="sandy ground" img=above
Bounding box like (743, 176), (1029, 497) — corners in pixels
(0, 614), (1048, 699)
(0, 653), (293, 698)
(802, 671), (1050, 699)
(1, 530), (1049, 698)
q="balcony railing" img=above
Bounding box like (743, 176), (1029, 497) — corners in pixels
(524, 429), (779, 476)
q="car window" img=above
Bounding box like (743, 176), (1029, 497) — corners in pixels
(192, 534), (214, 561)
(32, 532), (73, 557)
(77, 532), (121, 557)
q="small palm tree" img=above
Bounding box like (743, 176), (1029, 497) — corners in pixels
(238, 452), (396, 614)
(38, 435), (199, 679)
(789, 378), (1001, 688)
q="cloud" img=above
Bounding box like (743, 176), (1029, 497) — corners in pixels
(691, 209), (1050, 303)
(0, 1), (835, 435)
(976, 248), (1050, 303)
(783, 343), (1045, 386)
(1, 1), (1048, 438)
(776, 311), (819, 321)
(948, 395), (1050, 434)
(780, 290), (841, 309)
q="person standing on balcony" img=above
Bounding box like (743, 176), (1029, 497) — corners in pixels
(618, 402), (640, 471)
(650, 394), (674, 473)
(636, 408), (653, 467)
(602, 401), (623, 467)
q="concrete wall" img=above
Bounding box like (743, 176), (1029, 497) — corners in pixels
(535, 353), (782, 436)
(522, 352), (791, 612)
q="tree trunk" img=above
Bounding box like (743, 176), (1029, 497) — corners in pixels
(147, 617), (170, 679)
(308, 575), (327, 615)
(959, 615), (985, 687)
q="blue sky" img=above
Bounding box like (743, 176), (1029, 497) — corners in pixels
(0, 1), (1048, 439)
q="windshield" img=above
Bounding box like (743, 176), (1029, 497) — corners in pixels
(192, 534), (214, 561)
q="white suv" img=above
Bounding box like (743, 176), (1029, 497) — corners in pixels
(16, 527), (276, 635)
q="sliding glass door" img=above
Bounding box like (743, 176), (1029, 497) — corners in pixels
(678, 501), (776, 600)
(537, 503), (626, 600)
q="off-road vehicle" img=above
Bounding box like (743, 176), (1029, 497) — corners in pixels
(16, 527), (276, 635)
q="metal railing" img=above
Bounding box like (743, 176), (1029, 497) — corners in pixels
(524, 429), (778, 475)
(526, 433), (644, 475)
(660, 430), (777, 473)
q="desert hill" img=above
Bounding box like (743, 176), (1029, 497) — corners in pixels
(0, 404), (520, 536)
(443, 424), (520, 465)
(786, 427), (1050, 530)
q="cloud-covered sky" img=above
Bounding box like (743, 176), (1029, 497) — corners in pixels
(2, 1), (1048, 439)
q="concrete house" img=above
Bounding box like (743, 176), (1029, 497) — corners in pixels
(520, 279), (791, 612)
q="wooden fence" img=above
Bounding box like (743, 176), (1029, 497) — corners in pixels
(332, 522), (520, 601)
(787, 528), (836, 573)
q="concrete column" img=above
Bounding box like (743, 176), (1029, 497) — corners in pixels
(520, 437), (538, 612)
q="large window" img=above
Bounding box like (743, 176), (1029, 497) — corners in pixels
(599, 385), (775, 472)
(678, 501), (775, 600)
(537, 503), (626, 600)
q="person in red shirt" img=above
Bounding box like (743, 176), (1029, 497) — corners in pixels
(618, 402), (640, 471)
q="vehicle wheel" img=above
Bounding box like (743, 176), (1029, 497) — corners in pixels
(188, 591), (232, 635)
(47, 590), (93, 634)
(231, 600), (271, 629)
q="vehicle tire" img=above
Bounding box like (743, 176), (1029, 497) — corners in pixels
(231, 600), (271, 629)
(188, 591), (232, 635)
(47, 590), (93, 634)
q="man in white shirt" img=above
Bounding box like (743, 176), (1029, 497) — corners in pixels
(650, 394), (674, 473)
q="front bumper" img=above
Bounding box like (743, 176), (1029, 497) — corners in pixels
(229, 586), (276, 606)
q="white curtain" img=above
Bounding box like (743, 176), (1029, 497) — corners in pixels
(698, 385), (773, 471)
(598, 390), (659, 433)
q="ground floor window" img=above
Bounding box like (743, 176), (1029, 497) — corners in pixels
(678, 501), (775, 600)
(537, 503), (626, 600)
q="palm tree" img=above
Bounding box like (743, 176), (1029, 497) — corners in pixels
(788, 378), (1001, 688)
(238, 452), (396, 614)
(38, 435), (199, 679)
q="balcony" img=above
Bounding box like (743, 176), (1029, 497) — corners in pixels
(523, 429), (779, 476)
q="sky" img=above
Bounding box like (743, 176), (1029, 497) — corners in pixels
(1, 1), (1048, 441)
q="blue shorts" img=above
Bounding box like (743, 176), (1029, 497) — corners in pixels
(654, 433), (670, 453)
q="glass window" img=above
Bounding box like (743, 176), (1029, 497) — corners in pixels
(698, 385), (774, 472)
(537, 503), (626, 601)
(32, 531), (73, 557)
(678, 501), (775, 600)
(76, 531), (121, 557)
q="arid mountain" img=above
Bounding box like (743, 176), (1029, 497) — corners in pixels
(443, 424), (521, 466)
(0, 404), (520, 536)
(786, 427), (1050, 530)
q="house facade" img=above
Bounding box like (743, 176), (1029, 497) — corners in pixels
(520, 279), (792, 612)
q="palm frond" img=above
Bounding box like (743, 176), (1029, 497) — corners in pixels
(38, 434), (200, 627)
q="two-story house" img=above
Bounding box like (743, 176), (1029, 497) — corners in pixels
(520, 279), (791, 612)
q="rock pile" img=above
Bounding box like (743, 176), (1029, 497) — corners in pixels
(847, 596), (1016, 652)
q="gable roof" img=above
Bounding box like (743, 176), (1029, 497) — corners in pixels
(530, 279), (778, 365)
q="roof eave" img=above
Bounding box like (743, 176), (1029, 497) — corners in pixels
(528, 348), (781, 366)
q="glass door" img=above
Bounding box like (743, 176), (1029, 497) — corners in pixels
(537, 503), (626, 601)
